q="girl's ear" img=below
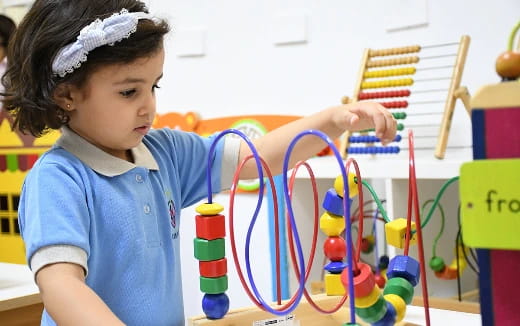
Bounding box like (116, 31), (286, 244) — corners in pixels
(52, 83), (75, 111)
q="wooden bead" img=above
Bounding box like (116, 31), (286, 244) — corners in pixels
(372, 301), (397, 326)
(429, 256), (446, 272)
(196, 214), (225, 240)
(325, 273), (346, 296)
(196, 202), (224, 216)
(200, 275), (228, 294)
(435, 266), (458, 280)
(355, 285), (381, 308)
(355, 296), (388, 323)
(383, 293), (407, 322)
(384, 218), (417, 249)
(194, 238), (225, 261)
(387, 255), (420, 287)
(199, 258), (227, 278)
(323, 236), (346, 261)
(334, 173), (358, 198)
(322, 188), (347, 216)
(320, 211), (345, 236)
(383, 277), (414, 304)
(341, 262), (375, 298)
(202, 293), (229, 319)
(375, 274), (386, 288)
(324, 261), (348, 273)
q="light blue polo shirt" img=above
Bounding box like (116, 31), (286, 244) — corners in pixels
(19, 126), (240, 326)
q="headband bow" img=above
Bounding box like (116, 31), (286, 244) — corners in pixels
(52, 9), (153, 77)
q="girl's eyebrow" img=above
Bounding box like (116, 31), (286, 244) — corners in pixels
(113, 73), (163, 85)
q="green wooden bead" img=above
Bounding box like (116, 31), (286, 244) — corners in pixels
(355, 296), (387, 323)
(200, 275), (228, 294)
(429, 256), (446, 272)
(194, 238), (225, 261)
(383, 277), (414, 304)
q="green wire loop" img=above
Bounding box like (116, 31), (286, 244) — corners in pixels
(356, 176), (459, 231)
(507, 20), (520, 51)
(422, 199), (445, 257)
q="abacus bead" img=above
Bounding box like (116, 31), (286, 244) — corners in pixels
(429, 256), (446, 272)
(196, 203), (224, 216)
(324, 261), (348, 273)
(334, 173), (359, 198)
(355, 296), (388, 323)
(383, 277), (414, 304)
(202, 293), (229, 319)
(320, 212), (345, 236)
(387, 255), (420, 287)
(322, 188), (345, 216)
(384, 293), (407, 322)
(355, 285), (381, 308)
(341, 262), (375, 298)
(372, 301), (397, 326)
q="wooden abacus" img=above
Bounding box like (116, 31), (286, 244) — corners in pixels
(339, 36), (471, 159)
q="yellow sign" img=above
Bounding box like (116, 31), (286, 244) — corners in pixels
(460, 159), (520, 250)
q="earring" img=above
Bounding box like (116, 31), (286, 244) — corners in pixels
(66, 103), (71, 110)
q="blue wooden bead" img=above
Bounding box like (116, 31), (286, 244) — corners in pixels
(324, 261), (348, 273)
(322, 188), (346, 216)
(379, 255), (390, 270)
(202, 293), (229, 319)
(372, 301), (397, 326)
(387, 255), (420, 287)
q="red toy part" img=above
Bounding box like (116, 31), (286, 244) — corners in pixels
(341, 262), (375, 298)
(196, 214), (225, 240)
(323, 236), (346, 261)
(199, 258), (228, 278)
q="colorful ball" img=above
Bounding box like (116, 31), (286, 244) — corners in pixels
(334, 173), (359, 198)
(202, 293), (229, 319)
(429, 256), (446, 272)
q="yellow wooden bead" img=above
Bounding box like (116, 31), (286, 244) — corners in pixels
(384, 293), (407, 322)
(384, 218), (417, 249)
(333, 173), (358, 198)
(354, 285), (381, 308)
(324, 273), (345, 296)
(196, 203), (224, 216)
(319, 211), (345, 237)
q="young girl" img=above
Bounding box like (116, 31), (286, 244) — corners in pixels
(3, 0), (396, 325)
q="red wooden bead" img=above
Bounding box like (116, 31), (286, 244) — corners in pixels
(196, 214), (225, 240)
(323, 236), (346, 261)
(434, 266), (458, 280)
(200, 258), (227, 278)
(375, 274), (386, 288)
(341, 262), (375, 298)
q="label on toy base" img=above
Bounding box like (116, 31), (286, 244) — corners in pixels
(460, 159), (520, 250)
(253, 315), (298, 326)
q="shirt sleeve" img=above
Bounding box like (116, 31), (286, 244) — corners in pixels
(18, 154), (91, 276)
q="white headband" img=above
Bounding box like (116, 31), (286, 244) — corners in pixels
(52, 9), (154, 77)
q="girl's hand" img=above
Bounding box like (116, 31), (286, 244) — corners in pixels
(334, 102), (397, 146)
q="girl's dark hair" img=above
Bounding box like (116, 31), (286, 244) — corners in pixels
(2, 0), (170, 137)
(0, 14), (16, 48)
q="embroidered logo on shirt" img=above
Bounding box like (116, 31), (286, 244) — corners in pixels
(168, 199), (176, 228)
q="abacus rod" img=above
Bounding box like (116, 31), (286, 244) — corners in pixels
(421, 41), (461, 49)
(414, 77), (452, 82)
(416, 65), (455, 71)
(412, 89), (449, 93)
(421, 53), (457, 60)
(409, 100), (445, 105)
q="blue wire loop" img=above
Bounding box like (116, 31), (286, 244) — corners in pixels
(205, 129), (356, 322)
(283, 130), (356, 323)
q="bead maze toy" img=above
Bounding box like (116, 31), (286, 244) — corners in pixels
(189, 127), (456, 325)
(459, 20), (520, 326)
(339, 36), (471, 159)
(0, 110), (59, 264)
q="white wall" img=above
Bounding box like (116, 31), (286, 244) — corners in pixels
(141, 0), (520, 322)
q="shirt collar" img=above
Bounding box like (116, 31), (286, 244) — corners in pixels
(56, 126), (159, 177)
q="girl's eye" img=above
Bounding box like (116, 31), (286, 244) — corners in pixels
(120, 89), (136, 97)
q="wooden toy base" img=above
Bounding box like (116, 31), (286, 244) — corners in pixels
(188, 294), (480, 326)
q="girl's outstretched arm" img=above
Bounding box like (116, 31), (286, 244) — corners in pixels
(238, 102), (396, 179)
(36, 263), (125, 326)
